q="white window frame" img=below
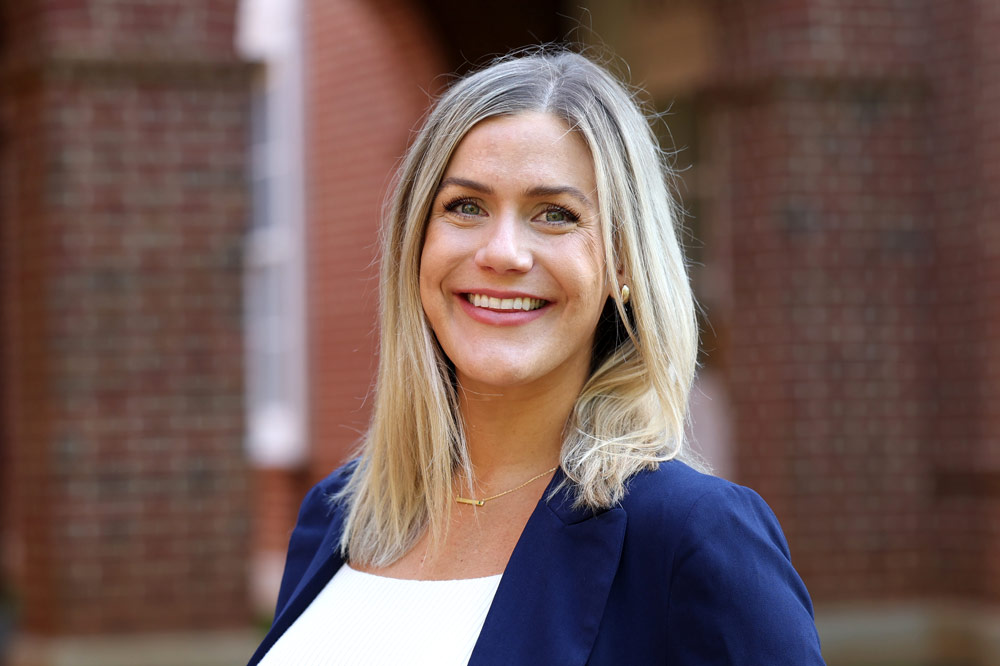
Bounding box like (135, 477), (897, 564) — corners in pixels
(237, 0), (307, 468)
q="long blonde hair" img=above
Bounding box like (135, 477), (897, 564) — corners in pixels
(339, 49), (699, 566)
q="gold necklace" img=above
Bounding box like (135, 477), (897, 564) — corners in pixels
(455, 465), (559, 507)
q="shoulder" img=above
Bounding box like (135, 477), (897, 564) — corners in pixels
(285, 460), (357, 539)
(620, 459), (775, 536)
(620, 459), (798, 580)
(623, 458), (735, 504)
(287, 459), (359, 546)
(298, 459), (358, 516)
(617, 461), (824, 663)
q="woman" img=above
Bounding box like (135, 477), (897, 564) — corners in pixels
(249, 50), (825, 665)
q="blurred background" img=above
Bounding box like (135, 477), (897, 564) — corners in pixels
(1, 0), (998, 664)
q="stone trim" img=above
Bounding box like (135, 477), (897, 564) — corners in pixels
(817, 602), (1000, 666)
(7, 630), (262, 666)
(1, 56), (256, 92)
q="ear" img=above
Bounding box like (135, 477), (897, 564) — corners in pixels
(610, 266), (628, 301)
(607, 236), (628, 301)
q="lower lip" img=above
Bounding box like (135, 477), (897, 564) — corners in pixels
(457, 295), (551, 326)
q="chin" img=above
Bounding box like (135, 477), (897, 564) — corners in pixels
(451, 355), (546, 392)
(456, 367), (536, 392)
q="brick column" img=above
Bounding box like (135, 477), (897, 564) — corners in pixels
(704, 1), (936, 603)
(1, 1), (254, 662)
(928, 0), (1000, 605)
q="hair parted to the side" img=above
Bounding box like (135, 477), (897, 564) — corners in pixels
(338, 47), (701, 567)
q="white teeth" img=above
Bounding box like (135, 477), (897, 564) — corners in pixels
(466, 293), (545, 311)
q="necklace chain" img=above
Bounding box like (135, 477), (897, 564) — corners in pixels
(455, 465), (559, 507)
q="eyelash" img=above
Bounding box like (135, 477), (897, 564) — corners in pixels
(442, 197), (582, 225)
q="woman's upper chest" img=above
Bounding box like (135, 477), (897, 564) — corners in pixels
(353, 490), (540, 580)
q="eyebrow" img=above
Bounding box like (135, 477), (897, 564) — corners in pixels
(436, 177), (595, 208)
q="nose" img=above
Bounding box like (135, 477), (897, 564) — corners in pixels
(474, 213), (533, 274)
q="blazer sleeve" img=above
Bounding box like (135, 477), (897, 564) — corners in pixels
(664, 484), (826, 665)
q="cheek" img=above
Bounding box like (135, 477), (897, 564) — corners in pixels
(418, 226), (450, 316)
(570, 237), (609, 305)
(418, 259), (436, 318)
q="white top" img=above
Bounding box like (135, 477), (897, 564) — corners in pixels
(259, 564), (503, 666)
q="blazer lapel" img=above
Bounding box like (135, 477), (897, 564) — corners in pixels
(469, 470), (627, 666)
(247, 504), (347, 666)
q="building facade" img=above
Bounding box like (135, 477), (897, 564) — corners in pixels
(1, 1), (999, 665)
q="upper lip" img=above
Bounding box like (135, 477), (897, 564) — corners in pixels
(457, 288), (549, 301)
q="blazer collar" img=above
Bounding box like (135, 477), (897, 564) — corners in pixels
(250, 469), (626, 666)
(468, 468), (627, 665)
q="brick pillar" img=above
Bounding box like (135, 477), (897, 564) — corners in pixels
(928, 0), (1000, 605)
(704, 0), (935, 604)
(0, 1), (254, 662)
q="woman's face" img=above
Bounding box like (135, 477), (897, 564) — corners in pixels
(419, 112), (610, 396)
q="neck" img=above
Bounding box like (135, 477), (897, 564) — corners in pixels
(456, 372), (584, 487)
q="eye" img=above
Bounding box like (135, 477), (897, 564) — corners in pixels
(537, 205), (581, 226)
(443, 197), (485, 217)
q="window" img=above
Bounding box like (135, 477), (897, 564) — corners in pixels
(238, 0), (307, 467)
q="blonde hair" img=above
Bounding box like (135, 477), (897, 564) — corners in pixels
(339, 49), (699, 566)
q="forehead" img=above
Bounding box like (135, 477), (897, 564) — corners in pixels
(442, 112), (597, 196)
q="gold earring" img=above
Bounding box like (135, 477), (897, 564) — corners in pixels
(621, 285), (630, 304)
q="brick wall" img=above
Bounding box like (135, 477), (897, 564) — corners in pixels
(37, 0), (238, 61)
(1, 0), (252, 638)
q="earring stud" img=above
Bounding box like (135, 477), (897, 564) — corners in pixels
(621, 285), (630, 304)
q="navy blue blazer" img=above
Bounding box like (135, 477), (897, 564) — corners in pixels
(248, 460), (825, 665)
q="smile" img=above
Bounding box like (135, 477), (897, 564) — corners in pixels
(465, 293), (547, 311)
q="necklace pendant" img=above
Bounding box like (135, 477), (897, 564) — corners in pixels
(456, 497), (485, 507)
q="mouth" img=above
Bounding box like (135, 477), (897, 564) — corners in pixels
(464, 293), (548, 312)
